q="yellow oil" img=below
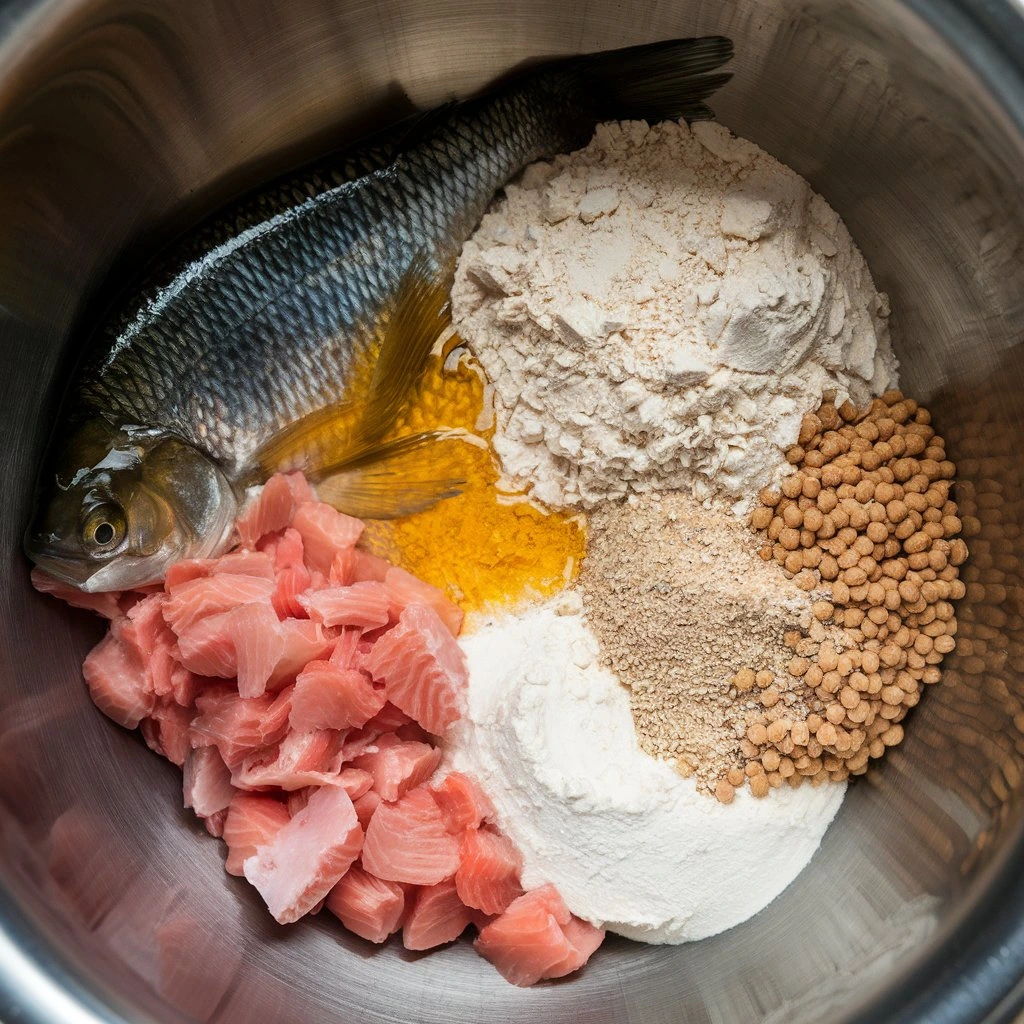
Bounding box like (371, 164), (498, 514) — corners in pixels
(360, 337), (585, 617)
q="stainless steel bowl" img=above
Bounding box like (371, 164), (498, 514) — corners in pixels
(2, 1), (1024, 1021)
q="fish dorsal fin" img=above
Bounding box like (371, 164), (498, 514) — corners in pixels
(252, 253), (451, 480)
(315, 430), (469, 520)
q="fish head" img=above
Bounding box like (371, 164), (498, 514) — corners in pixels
(25, 420), (237, 592)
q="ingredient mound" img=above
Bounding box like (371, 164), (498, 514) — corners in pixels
(33, 473), (603, 987)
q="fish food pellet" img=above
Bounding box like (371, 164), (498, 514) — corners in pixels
(732, 393), (965, 790)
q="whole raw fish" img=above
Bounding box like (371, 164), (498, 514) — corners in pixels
(25, 36), (733, 591)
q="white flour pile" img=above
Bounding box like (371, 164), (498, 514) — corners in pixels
(452, 119), (898, 509)
(450, 595), (845, 943)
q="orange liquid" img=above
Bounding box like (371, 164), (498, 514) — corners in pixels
(361, 337), (585, 616)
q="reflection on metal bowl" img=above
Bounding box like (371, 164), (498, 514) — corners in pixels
(1, 0), (1024, 1021)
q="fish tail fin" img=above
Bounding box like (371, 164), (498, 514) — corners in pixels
(562, 36), (734, 123)
(314, 430), (469, 521)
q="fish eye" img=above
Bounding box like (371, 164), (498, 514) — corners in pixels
(82, 503), (127, 553)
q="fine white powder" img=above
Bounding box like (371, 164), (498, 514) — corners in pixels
(452, 119), (898, 510)
(450, 597), (845, 944)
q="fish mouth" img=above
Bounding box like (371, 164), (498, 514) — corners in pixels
(25, 547), (97, 590)
(24, 527), (122, 592)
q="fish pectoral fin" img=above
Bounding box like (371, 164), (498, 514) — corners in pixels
(314, 430), (469, 520)
(250, 398), (361, 478)
(250, 254), (451, 480)
(363, 252), (452, 433)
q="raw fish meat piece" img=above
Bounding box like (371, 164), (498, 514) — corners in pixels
(82, 631), (155, 728)
(548, 915), (606, 979)
(329, 628), (362, 670)
(282, 472), (315, 504)
(352, 733), (441, 802)
(361, 786), (459, 885)
(164, 574), (274, 635)
(140, 701), (192, 766)
(290, 661), (385, 731)
(353, 790), (381, 831)
(236, 474), (295, 548)
(384, 566), (463, 638)
(475, 885), (604, 986)
(164, 559), (214, 590)
(189, 686), (291, 769)
(326, 863), (406, 943)
(329, 549), (358, 587)
(366, 604), (467, 734)
(231, 729), (345, 791)
(243, 786), (363, 924)
(210, 550), (276, 579)
(455, 827), (524, 915)
(300, 581), (391, 630)
(183, 746), (234, 820)
(272, 566), (311, 619)
(362, 703), (414, 732)
(431, 772), (495, 834)
(222, 793), (292, 876)
(292, 502), (364, 574)
(261, 527), (305, 570)
(402, 878), (472, 950)
(175, 610), (237, 678)
(351, 550), (391, 583)
(225, 602), (286, 699)
(266, 619), (333, 689)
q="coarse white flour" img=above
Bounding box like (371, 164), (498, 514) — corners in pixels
(452, 119), (899, 509)
(450, 597), (845, 943)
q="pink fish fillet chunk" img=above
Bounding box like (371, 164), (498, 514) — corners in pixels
(183, 746), (235, 820)
(210, 550), (276, 579)
(431, 772), (495, 834)
(141, 701), (192, 766)
(231, 729), (345, 792)
(352, 734), (442, 803)
(225, 602), (286, 699)
(455, 828), (524, 916)
(82, 631), (155, 729)
(290, 661), (386, 731)
(402, 878), (473, 951)
(366, 604), (468, 735)
(361, 786), (460, 885)
(222, 794), (291, 876)
(243, 786), (363, 924)
(384, 566), (463, 638)
(292, 502), (364, 575)
(300, 581), (391, 631)
(164, 574), (275, 635)
(475, 885), (605, 987)
(272, 566), (311, 619)
(353, 790), (381, 831)
(266, 619), (334, 689)
(326, 863), (406, 944)
(236, 474), (295, 548)
(189, 686), (291, 769)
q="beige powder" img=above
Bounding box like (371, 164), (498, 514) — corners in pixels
(579, 491), (825, 789)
